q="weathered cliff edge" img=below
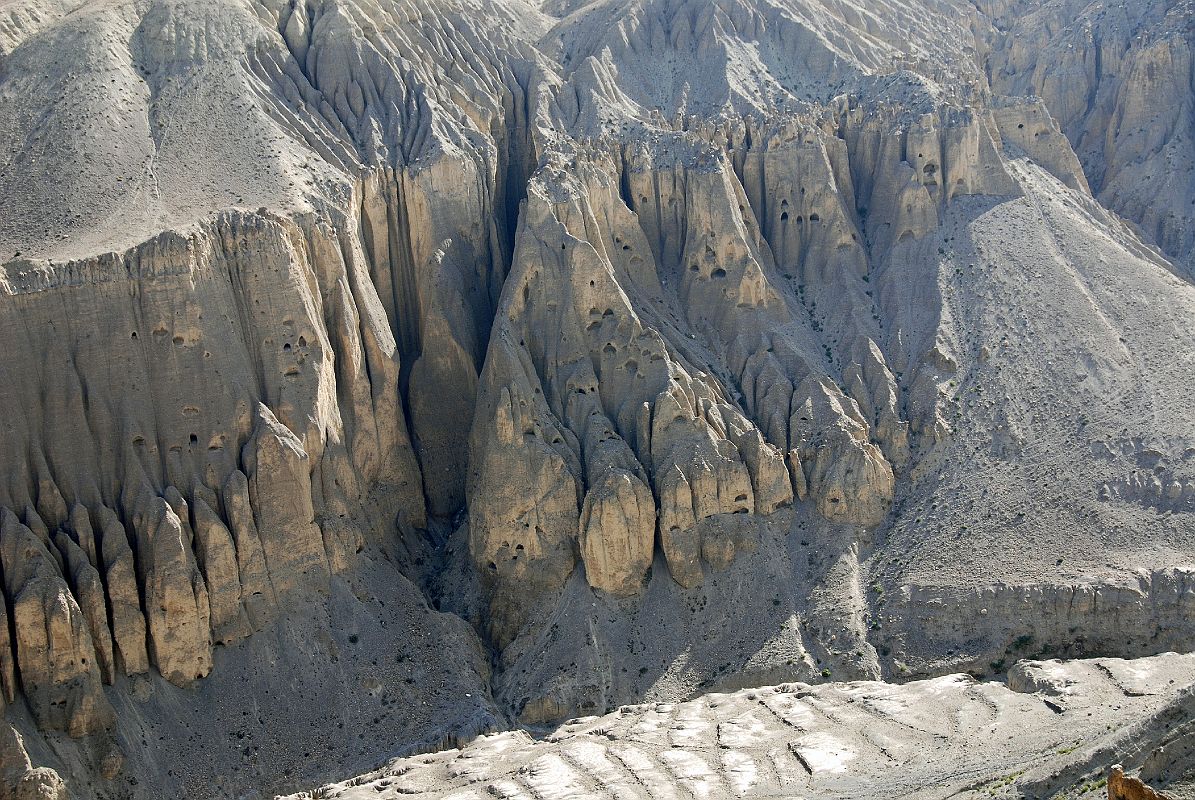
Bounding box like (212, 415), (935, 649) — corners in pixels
(0, 1), (1193, 797)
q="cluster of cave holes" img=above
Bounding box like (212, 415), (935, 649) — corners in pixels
(279, 322), (309, 377)
(778, 209), (819, 226)
(131, 326), (187, 345)
(684, 245), (718, 280)
(775, 188), (822, 224)
(132, 426), (222, 453)
(587, 307), (615, 331)
(599, 341), (642, 378)
(487, 537), (531, 571)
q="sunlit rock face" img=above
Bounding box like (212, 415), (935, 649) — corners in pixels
(981, 0), (1195, 274)
(1, 1), (1194, 798)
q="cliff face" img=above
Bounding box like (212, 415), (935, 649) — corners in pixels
(0, 208), (420, 709)
(980, 0), (1195, 274)
(0, 1), (1193, 797)
(467, 99), (1025, 648)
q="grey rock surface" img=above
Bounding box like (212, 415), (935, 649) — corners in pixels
(286, 652), (1195, 800)
(0, 0), (1192, 797)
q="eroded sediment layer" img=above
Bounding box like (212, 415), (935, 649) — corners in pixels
(885, 569), (1195, 677)
(0, 1), (1194, 798)
(285, 651), (1195, 800)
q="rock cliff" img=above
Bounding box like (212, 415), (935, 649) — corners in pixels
(0, 0), (1192, 797)
(981, 0), (1195, 273)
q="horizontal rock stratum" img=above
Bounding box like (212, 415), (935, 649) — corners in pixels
(0, 0), (1192, 798)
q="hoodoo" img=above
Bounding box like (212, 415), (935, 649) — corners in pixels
(0, 0), (1192, 797)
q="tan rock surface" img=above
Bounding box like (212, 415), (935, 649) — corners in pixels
(132, 496), (213, 686)
(53, 533), (116, 685)
(241, 404), (331, 595)
(93, 505), (149, 677)
(191, 497), (252, 646)
(0, 1), (1191, 798)
(0, 510), (113, 736)
(1110, 765), (1173, 800)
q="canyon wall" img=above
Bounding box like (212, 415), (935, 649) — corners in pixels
(981, 0), (1195, 273)
(0, 0), (1192, 797)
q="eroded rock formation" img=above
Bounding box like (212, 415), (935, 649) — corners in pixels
(0, 0), (1192, 797)
(982, 0), (1195, 273)
(1110, 765), (1174, 800)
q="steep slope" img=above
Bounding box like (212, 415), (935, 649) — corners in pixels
(456, 0), (1195, 722)
(978, 0), (1195, 273)
(0, 0), (1192, 798)
(0, 1), (549, 796)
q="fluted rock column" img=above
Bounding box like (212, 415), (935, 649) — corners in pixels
(0, 510), (114, 736)
(131, 496), (212, 686)
(94, 506), (149, 676)
(241, 403), (330, 595)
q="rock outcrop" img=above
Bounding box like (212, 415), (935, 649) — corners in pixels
(1109, 765), (1174, 800)
(190, 497), (252, 646)
(0, 510), (113, 736)
(53, 530), (115, 685)
(465, 89), (1051, 642)
(94, 506), (149, 676)
(0, 0), (1193, 797)
(981, 0), (1195, 273)
(132, 495), (213, 686)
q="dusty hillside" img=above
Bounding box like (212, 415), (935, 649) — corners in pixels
(980, 0), (1195, 274)
(0, 0), (1192, 798)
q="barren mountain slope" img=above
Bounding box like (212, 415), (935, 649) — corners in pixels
(0, 0), (1192, 798)
(979, 0), (1195, 273)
